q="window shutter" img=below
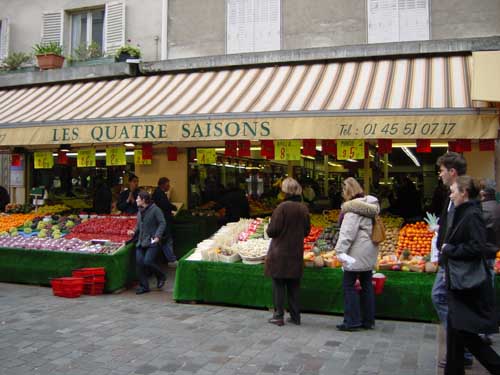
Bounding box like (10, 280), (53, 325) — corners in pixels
(0, 18), (10, 60)
(41, 11), (63, 45)
(398, 0), (429, 42)
(104, 1), (125, 55)
(367, 0), (399, 44)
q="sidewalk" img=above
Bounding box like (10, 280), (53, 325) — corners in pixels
(0, 275), (497, 375)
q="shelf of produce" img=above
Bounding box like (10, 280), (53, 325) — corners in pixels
(172, 216), (219, 259)
(174, 250), (500, 322)
(0, 243), (135, 293)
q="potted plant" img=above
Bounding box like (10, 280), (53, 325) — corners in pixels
(0, 52), (32, 71)
(114, 44), (141, 62)
(33, 42), (65, 70)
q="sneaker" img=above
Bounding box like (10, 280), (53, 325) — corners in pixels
(286, 317), (300, 325)
(135, 288), (150, 295)
(168, 261), (178, 268)
(268, 317), (284, 326)
(157, 276), (166, 289)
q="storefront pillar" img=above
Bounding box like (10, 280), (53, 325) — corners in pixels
(323, 155), (329, 197)
(364, 157), (370, 194)
(383, 154), (389, 184)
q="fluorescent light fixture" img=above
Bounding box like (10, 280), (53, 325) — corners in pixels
(346, 159), (358, 163)
(401, 147), (421, 167)
(301, 155), (316, 160)
(328, 162), (342, 167)
(124, 143), (135, 147)
(214, 147), (262, 152)
(52, 151), (134, 157)
(392, 142), (448, 148)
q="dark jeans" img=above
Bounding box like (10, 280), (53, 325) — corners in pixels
(342, 270), (375, 328)
(446, 316), (500, 375)
(136, 244), (165, 291)
(272, 278), (301, 322)
(161, 236), (176, 262)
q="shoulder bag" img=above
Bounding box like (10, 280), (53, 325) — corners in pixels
(371, 215), (386, 244)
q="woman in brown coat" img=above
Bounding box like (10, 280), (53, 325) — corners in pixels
(265, 177), (311, 326)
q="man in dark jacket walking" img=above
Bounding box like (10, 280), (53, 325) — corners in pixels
(152, 177), (178, 265)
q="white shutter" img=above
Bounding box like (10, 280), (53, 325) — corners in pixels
(398, 0), (429, 42)
(253, 0), (280, 52)
(41, 11), (63, 45)
(367, 0), (399, 44)
(104, 1), (125, 55)
(0, 18), (10, 60)
(227, 0), (254, 54)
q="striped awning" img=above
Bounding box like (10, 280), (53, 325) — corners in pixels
(0, 55), (476, 125)
(0, 54), (497, 146)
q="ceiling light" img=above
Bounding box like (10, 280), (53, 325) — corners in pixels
(328, 162), (342, 167)
(401, 147), (421, 167)
(59, 144), (71, 152)
(124, 143), (135, 147)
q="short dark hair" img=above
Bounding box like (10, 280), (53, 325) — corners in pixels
(158, 177), (169, 186)
(436, 152), (467, 176)
(138, 190), (152, 204)
(128, 174), (138, 182)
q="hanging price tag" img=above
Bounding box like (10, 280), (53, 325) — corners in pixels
(106, 147), (126, 166)
(134, 150), (152, 165)
(274, 140), (301, 161)
(33, 151), (54, 169)
(337, 140), (365, 160)
(77, 149), (96, 167)
(196, 148), (216, 164)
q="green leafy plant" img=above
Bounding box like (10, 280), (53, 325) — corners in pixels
(1, 52), (32, 70)
(32, 42), (63, 56)
(73, 41), (102, 62)
(115, 44), (141, 59)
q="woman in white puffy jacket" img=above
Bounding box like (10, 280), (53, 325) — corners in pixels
(336, 177), (380, 331)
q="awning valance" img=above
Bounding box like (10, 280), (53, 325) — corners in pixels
(0, 55), (497, 146)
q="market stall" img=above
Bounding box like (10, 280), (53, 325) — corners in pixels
(173, 215), (500, 322)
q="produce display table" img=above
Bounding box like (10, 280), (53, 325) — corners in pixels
(172, 216), (219, 259)
(174, 250), (500, 322)
(0, 243), (135, 293)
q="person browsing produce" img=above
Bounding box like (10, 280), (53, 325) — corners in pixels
(117, 174), (139, 214)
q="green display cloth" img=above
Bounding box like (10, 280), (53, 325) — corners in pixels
(174, 250), (500, 322)
(0, 243), (135, 293)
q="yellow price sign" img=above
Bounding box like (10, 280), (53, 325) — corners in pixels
(134, 150), (152, 165)
(106, 147), (126, 166)
(34, 151), (54, 169)
(337, 140), (365, 160)
(77, 149), (96, 167)
(196, 148), (216, 164)
(274, 140), (301, 161)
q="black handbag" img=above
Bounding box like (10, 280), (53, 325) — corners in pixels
(446, 256), (490, 291)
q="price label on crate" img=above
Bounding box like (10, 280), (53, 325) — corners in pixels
(106, 147), (126, 166)
(134, 150), (152, 165)
(196, 148), (216, 164)
(77, 149), (96, 167)
(337, 140), (364, 160)
(34, 151), (54, 169)
(274, 140), (301, 161)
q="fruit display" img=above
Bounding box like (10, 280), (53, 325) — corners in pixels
(380, 215), (404, 229)
(396, 221), (433, 258)
(323, 209), (341, 223)
(310, 214), (331, 228)
(238, 218), (268, 241)
(0, 213), (39, 234)
(32, 204), (70, 215)
(303, 226), (324, 251)
(4, 203), (34, 214)
(0, 234), (123, 254)
(248, 197), (276, 216)
(378, 227), (399, 257)
(65, 217), (137, 242)
(18, 215), (83, 239)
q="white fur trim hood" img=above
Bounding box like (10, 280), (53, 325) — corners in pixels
(341, 195), (380, 218)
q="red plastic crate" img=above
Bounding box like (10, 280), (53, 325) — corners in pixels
(50, 277), (84, 298)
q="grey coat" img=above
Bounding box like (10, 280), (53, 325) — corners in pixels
(336, 195), (380, 272)
(134, 203), (166, 248)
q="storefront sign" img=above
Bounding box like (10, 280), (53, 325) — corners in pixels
(134, 150), (152, 165)
(196, 148), (216, 164)
(34, 151), (54, 169)
(337, 140), (365, 160)
(77, 149), (96, 168)
(274, 140), (301, 161)
(0, 114), (497, 146)
(106, 147), (126, 166)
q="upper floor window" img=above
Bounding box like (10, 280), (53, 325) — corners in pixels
(71, 9), (105, 57)
(226, 0), (281, 54)
(0, 18), (10, 60)
(367, 0), (429, 43)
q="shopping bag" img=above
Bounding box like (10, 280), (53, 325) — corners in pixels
(371, 216), (386, 244)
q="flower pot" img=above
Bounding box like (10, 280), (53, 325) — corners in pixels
(36, 54), (65, 70)
(116, 52), (132, 62)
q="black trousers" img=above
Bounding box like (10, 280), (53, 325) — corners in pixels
(446, 317), (500, 375)
(271, 278), (301, 322)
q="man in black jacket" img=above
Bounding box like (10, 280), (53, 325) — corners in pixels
(152, 177), (177, 265)
(117, 175), (139, 214)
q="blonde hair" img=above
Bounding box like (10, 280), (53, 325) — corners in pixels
(342, 177), (364, 201)
(281, 177), (302, 196)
